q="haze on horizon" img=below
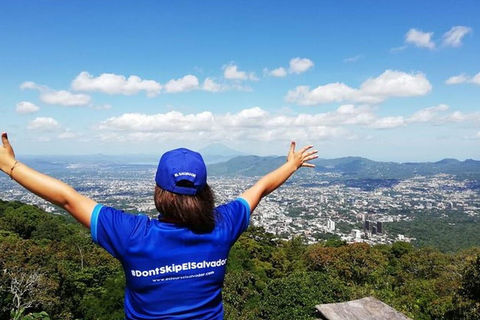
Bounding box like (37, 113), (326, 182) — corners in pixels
(1, 1), (479, 163)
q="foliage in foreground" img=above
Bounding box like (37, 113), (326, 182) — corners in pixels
(0, 200), (480, 319)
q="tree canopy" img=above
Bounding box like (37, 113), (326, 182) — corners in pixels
(0, 199), (479, 319)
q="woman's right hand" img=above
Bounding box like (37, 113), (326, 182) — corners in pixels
(0, 132), (16, 174)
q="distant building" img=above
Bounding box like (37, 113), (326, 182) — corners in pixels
(327, 219), (335, 232)
(377, 221), (383, 234)
(364, 220), (371, 232)
(364, 220), (385, 236)
(351, 229), (362, 240)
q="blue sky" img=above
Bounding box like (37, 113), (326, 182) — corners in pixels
(1, 1), (479, 161)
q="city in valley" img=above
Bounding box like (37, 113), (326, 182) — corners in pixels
(2, 159), (479, 247)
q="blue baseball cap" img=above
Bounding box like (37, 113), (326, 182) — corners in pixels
(155, 148), (207, 195)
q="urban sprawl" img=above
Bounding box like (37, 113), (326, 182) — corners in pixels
(2, 166), (480, 246)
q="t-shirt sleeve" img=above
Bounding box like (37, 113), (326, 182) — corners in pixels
(217, 198), (251, 243)
(90, 204), (140, 259)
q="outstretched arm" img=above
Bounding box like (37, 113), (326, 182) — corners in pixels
(0, 133), (96, 228)
(240, 142), (317, 213)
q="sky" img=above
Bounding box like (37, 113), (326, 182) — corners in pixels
(1, 1), (479, 162)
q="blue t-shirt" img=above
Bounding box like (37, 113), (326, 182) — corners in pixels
(90, 198), (250, 320)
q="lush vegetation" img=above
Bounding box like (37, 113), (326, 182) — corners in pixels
(1, 200), (480, 319)
(386, 209), (480, 253)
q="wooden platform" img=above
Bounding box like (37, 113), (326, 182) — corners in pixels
(315, 297), (412, 320)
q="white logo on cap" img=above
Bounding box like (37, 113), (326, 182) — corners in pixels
(174, 172), (196, 178)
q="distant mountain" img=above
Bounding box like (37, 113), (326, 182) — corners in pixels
(21, 154), (160, 165)
(208, 155), (285, 176)
(19, 153), (480, 180)
(208, 155), (480, 179)
(199, 143), (246, 164)
(199, 143), (245, 156)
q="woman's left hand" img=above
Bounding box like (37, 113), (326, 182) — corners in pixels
(286, 141), (318, 170)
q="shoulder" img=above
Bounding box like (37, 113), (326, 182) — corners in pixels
(216, 198), (250, 215)
(215, 198), (250, 234)
(91, 204), (150, 243)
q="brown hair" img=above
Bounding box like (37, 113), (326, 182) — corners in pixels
(154, 182), (216, 233)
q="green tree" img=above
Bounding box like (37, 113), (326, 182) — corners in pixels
(260, 272), (352, 320)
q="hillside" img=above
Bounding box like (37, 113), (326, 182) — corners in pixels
(1, 200), (480, 320)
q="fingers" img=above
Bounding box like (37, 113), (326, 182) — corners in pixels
(301, 147), (317, 160)
(300, 145), (314, 154)
(305, 153), (318, 160)
(292, 143), (315, 156)
(1, 132), (15, 158)
(302, 152), (318, 166)
(1, 132), (8, 147)
(289, 141), (296, 154)
(288, 142), (318, 168)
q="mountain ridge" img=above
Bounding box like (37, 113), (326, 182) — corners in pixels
(208, 155), (480, 179)
(17, 154), (480, 179)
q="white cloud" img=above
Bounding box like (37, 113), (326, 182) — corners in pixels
(264, 58), (314, 78)
(286, 70), (431, 106)
(41, 90), (91, 106)
(97, 107), (354, 142)
(408, 104), (449, 123)
(20, 81), (40, 90)
(445, 111), (469, 123)
(32, 136), (52, 142)
(203, 78), (226, 92)
(71, 71), (162, 97)
(404, 105), (480, 125)
(369, 117), (405, 129)
(221, 107), (270, 128)
(90, 104), (112, 110)
(58, 130), (77, 139)
(27, 117), (61, 132)
(289, 57), (314, 74)
(445, 72), (480, 85)
(95, 105), (407, 144)
(16, 101), (39, 114)
(285, 83), (377, 106)
(442, 26), (472, 47)
(443, 111), (480, 123)
(471, 72), (480, 85)
(93, 103), (480, 144)
(445, 74), (469, 85)
(21, 81), (91, 106)
(405, 28), (435, 49)
(291, 105), (377, 127)
(223, 64), (258, 81)
(164, 75), (199, 93)
(343, 55), (364, 63)
(360, 70), (432, 97)
(99, 111), (216, 132)
(268, 67), (288, 78)
(390, 46), (407, 53)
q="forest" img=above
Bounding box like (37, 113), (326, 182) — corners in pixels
(0, 199), (479, 320)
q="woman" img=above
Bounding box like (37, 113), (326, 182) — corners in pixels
(0, 132), (317, 320)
